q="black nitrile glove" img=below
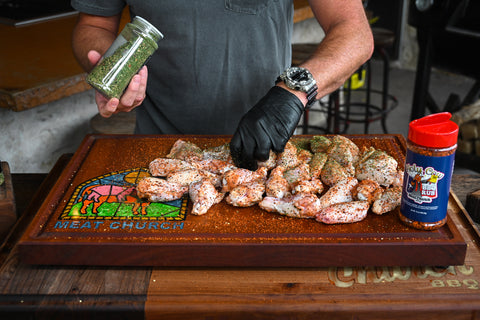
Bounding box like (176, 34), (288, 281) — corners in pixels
(230, 86), (304, 170)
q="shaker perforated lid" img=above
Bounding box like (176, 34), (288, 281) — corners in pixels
(408, 112), (458, 148)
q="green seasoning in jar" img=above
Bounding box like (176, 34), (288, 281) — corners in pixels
(399, 112), (458, 230)
(86, 16), (163, 99)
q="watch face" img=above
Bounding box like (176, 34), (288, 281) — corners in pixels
(285, 67), (314, 91)
(279, 67), (318, 106)
(415, 0), (434, 12)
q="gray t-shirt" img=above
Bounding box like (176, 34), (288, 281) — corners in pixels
(72, 0), (294, 134)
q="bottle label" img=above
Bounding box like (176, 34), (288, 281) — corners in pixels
(400, 151), (455, 223)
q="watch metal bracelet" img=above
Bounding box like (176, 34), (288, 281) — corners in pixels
(305, 84), (318, 108)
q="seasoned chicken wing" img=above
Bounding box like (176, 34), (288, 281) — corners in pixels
(319, 177), (358, 209)
(141, 135), (403, 226)
(352, 179), (383, 204)
(297, 148), (313, 164)
(226, 182), (265, 207)
(310, 135), (331, 153)
(167, 169), (221, 188)
(137, 177), (188, 202)
(326, 135), (359, 176)
(284, 163), (311, 186)
(265, 166), (291, 198)
(190, 159), (236, 175)
(320, 158), (350, 186)
(315, 200), (369, 224)
(392, 169), (404, 187)
(292, 177), (324, 195)
(309, 152), (328, 179)
(202, 143), (232, 162)
(222, 167), (268, 193)
(276, 142), (300, 170)
(356, 147), (398, 187)
(257, 150), (278, 170)
(189, 179), (225, 215)
(259, 192), (321, 219)
(149, 158), (193, 177)
(372, 186), (402, 215)
(166, 139), (203, 162)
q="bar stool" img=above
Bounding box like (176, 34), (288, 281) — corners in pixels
(293, 27), (398, 134)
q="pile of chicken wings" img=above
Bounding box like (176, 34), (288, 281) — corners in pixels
(136, 135), (404, 224)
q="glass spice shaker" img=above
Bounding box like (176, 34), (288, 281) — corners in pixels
(86, 16), (163, 99)
(399, 112), (459, 230)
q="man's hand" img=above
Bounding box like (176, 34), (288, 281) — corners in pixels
(230, 86), (304, 170)
(88, 50), (148, 118)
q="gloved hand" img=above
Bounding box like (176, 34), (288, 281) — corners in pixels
(230, 86), (304, 170)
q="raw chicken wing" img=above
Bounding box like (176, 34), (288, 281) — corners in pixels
(316, 201), (369, 224)
(257, 150), (277, 170)
(293, 177), (324, 195)
(149, 158), (193, 177)
(276, 142), (300, 170)
(265, 166), (291, 198)
(326, 135), (359, 176)
(284, 163), (311, 186)
(202, 143), (232, 162)
(319, 177), (358, 209)
(189, 179), (225, 215)
(310, 136), (331, 153)
(356, 147), (398, 187)
(352, 179), (382, 204)
(320, 158), (350, 186)
(259, 192), (321, 219)
(372, 186), (402, 215)
(167, 169), (221, 188)
(167, 139), (203, 162)
(191, 159), (236, 175)
(309, 152), (328, 179)
(137, 177), (188, 202)
(226, 182), (265, 207)
(222, 167), (268, 193)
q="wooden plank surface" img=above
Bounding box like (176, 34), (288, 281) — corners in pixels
(16, 134), (466, 267)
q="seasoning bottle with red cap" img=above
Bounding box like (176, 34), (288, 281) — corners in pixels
(399, 112), (459, 230)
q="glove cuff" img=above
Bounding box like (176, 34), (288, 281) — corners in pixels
(269, 86), (305, 115)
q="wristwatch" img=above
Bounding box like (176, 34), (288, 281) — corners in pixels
(415, 0), (434, 12)
(276, 66), (318, 107)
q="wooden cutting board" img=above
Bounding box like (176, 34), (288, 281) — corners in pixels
(17, 134), (467, 267)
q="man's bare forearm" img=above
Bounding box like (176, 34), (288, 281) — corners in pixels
(302, 0), (374, 99)
(72, 13), (122, 71)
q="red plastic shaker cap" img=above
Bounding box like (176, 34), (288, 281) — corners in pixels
(408, 112), (459, 148)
